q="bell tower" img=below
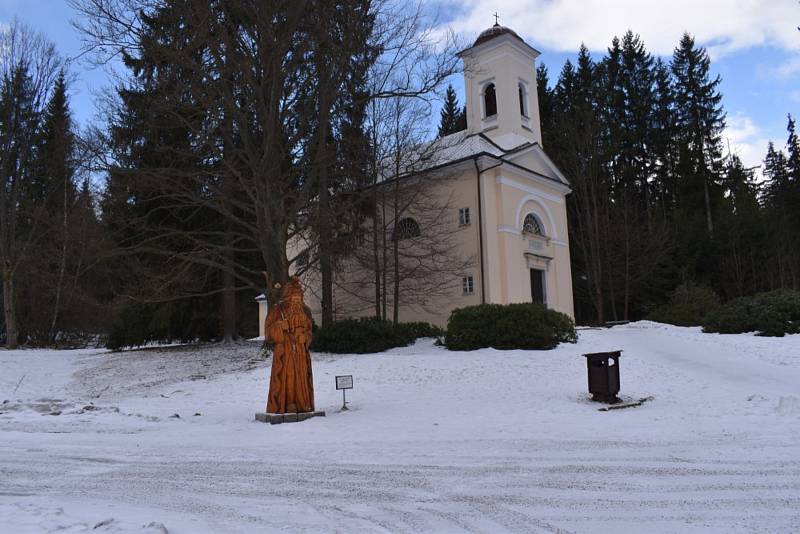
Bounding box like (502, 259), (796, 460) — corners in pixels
(457, 23), (542, 146)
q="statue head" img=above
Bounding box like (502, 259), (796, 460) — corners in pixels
(282, 277), (304, 304)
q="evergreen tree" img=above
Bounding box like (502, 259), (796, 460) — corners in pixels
(536, 63), (554, 146)
(716, 154), (763, 296)
(784, 116), (800, 253)
(762, 141), (798, 288)
(102, 1), (237, 344)
(24, 72), (77, 342)
(553, 60), (577, 116)
(0, 22), (63, 348)
(552, 51), (612, 322)
(671, 32), (725, 235)
(437, 84), (466, 137)
(305, 0), (377, 326)
(651, 58), (678, 211)
(96, 0), (383, 340)
(764, 117), (800, 288)
(619, 31), (656, 218)
(786, 114), (800, 180)
(763, 143), (789, 189)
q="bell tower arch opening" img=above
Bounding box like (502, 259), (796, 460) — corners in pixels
(458, 23), (543, 145)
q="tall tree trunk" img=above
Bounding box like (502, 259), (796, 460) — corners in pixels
(221, 75), (237, 343)
(222, 237), (237, 342)
(392, 233), (400, 324)
(3, 264), (18, 349)
(318, 141), (334, 327)
(594, 283), (605, 325)
(622, 201), (631, 321)
(701, 149), (714, 235)
(589, 185), (605, 325)
(623, 230), (631, 321)
(392, 181), (400, 324)
(314, 69), (334, 327)
(703, 177), (714, 235)
(320, 234), (334, 326)
(381, 197), (388, 321)
(603, 206), (619, 322)
(372, 195), (381, 318)
(49, 176), (70, 344)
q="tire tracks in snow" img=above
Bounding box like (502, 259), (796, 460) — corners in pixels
(1, 437), (798, 532)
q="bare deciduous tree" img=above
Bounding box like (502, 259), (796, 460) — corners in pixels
(0, 21), (63, 348)
(333, 93), (473, 323)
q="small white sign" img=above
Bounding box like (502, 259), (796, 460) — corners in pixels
(335, 375), (353, 390)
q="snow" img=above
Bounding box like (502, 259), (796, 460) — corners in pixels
(1, 322), (799, 533)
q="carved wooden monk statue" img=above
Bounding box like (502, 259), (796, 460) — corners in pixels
(265, 277), (315, 414)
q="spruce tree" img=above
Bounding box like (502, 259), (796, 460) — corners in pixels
(786, 114), (800, 180)
(536, 63), (554, 146)
(782, 116), (800, 284)
(31, 72), (76, 342)
(651, 58), (677, 210)
(716, 154), (763, 295)
(438, 84), (466, 137)
(0, 24), (64, 348)
(103, 2), (233, 345)
(553, 52), (613, 323)
(763, 142), (790, 204)
(671, 32), (725, 235)
(457, 105), (467, 132)
(762, 141), (798, 288)
(619, 31), (656, 217)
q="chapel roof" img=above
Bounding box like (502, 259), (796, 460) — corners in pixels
(458, 23), (541, 58)
(473, 23), (524, 47)
(377, 130), (570, 189)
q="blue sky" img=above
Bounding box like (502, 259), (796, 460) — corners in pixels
(2, 0), (798, 172)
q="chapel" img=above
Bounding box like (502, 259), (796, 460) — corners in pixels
(260, 23), (575, 332)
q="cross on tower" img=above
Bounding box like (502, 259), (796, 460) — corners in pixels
(493, 12), (500, 25)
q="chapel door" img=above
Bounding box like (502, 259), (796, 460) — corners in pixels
(530, 269), (545, 304)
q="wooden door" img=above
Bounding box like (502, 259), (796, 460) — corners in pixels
(530, 269), (545, 304)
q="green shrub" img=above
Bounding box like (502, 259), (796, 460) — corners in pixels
(310, 317), (441, 354)
(397, 321), (445, 339)
(647, 282), (720, 327)
(703, 289), (800, 337)
(444, 303), (577, 351)
(106, 300), (218, 350)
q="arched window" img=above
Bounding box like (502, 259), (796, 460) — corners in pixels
(523, 213), (545, 236)
(483, 83), (497, 118)
(394, 217), (420, 240)
(518, 83), (527, 117)
(295, 250), (310, 268)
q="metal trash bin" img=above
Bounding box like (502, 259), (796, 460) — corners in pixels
(583, 351), (621, 403)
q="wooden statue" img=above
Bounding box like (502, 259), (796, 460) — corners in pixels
(265, 277), (315, 414)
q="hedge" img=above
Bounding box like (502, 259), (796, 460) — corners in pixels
(444, 303), (577, 351)
(647, 282), (720, 327)
(702, 289), (800, 337)
(106, 301), (218, 350)
(310, 317), (443, 354)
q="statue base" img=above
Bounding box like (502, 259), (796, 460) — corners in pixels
(255, 411), (326, 425)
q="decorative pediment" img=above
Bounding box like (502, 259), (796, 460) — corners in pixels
(503, 143), (570, 186)
(525, 252), (552, 271)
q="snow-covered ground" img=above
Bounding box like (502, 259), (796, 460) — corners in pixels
(1, 322), (799, 533)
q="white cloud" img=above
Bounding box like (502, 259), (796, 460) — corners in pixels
(441, 0), (800, 58)
(723, 113), (773, 176)
(777, 56), (800, 79)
